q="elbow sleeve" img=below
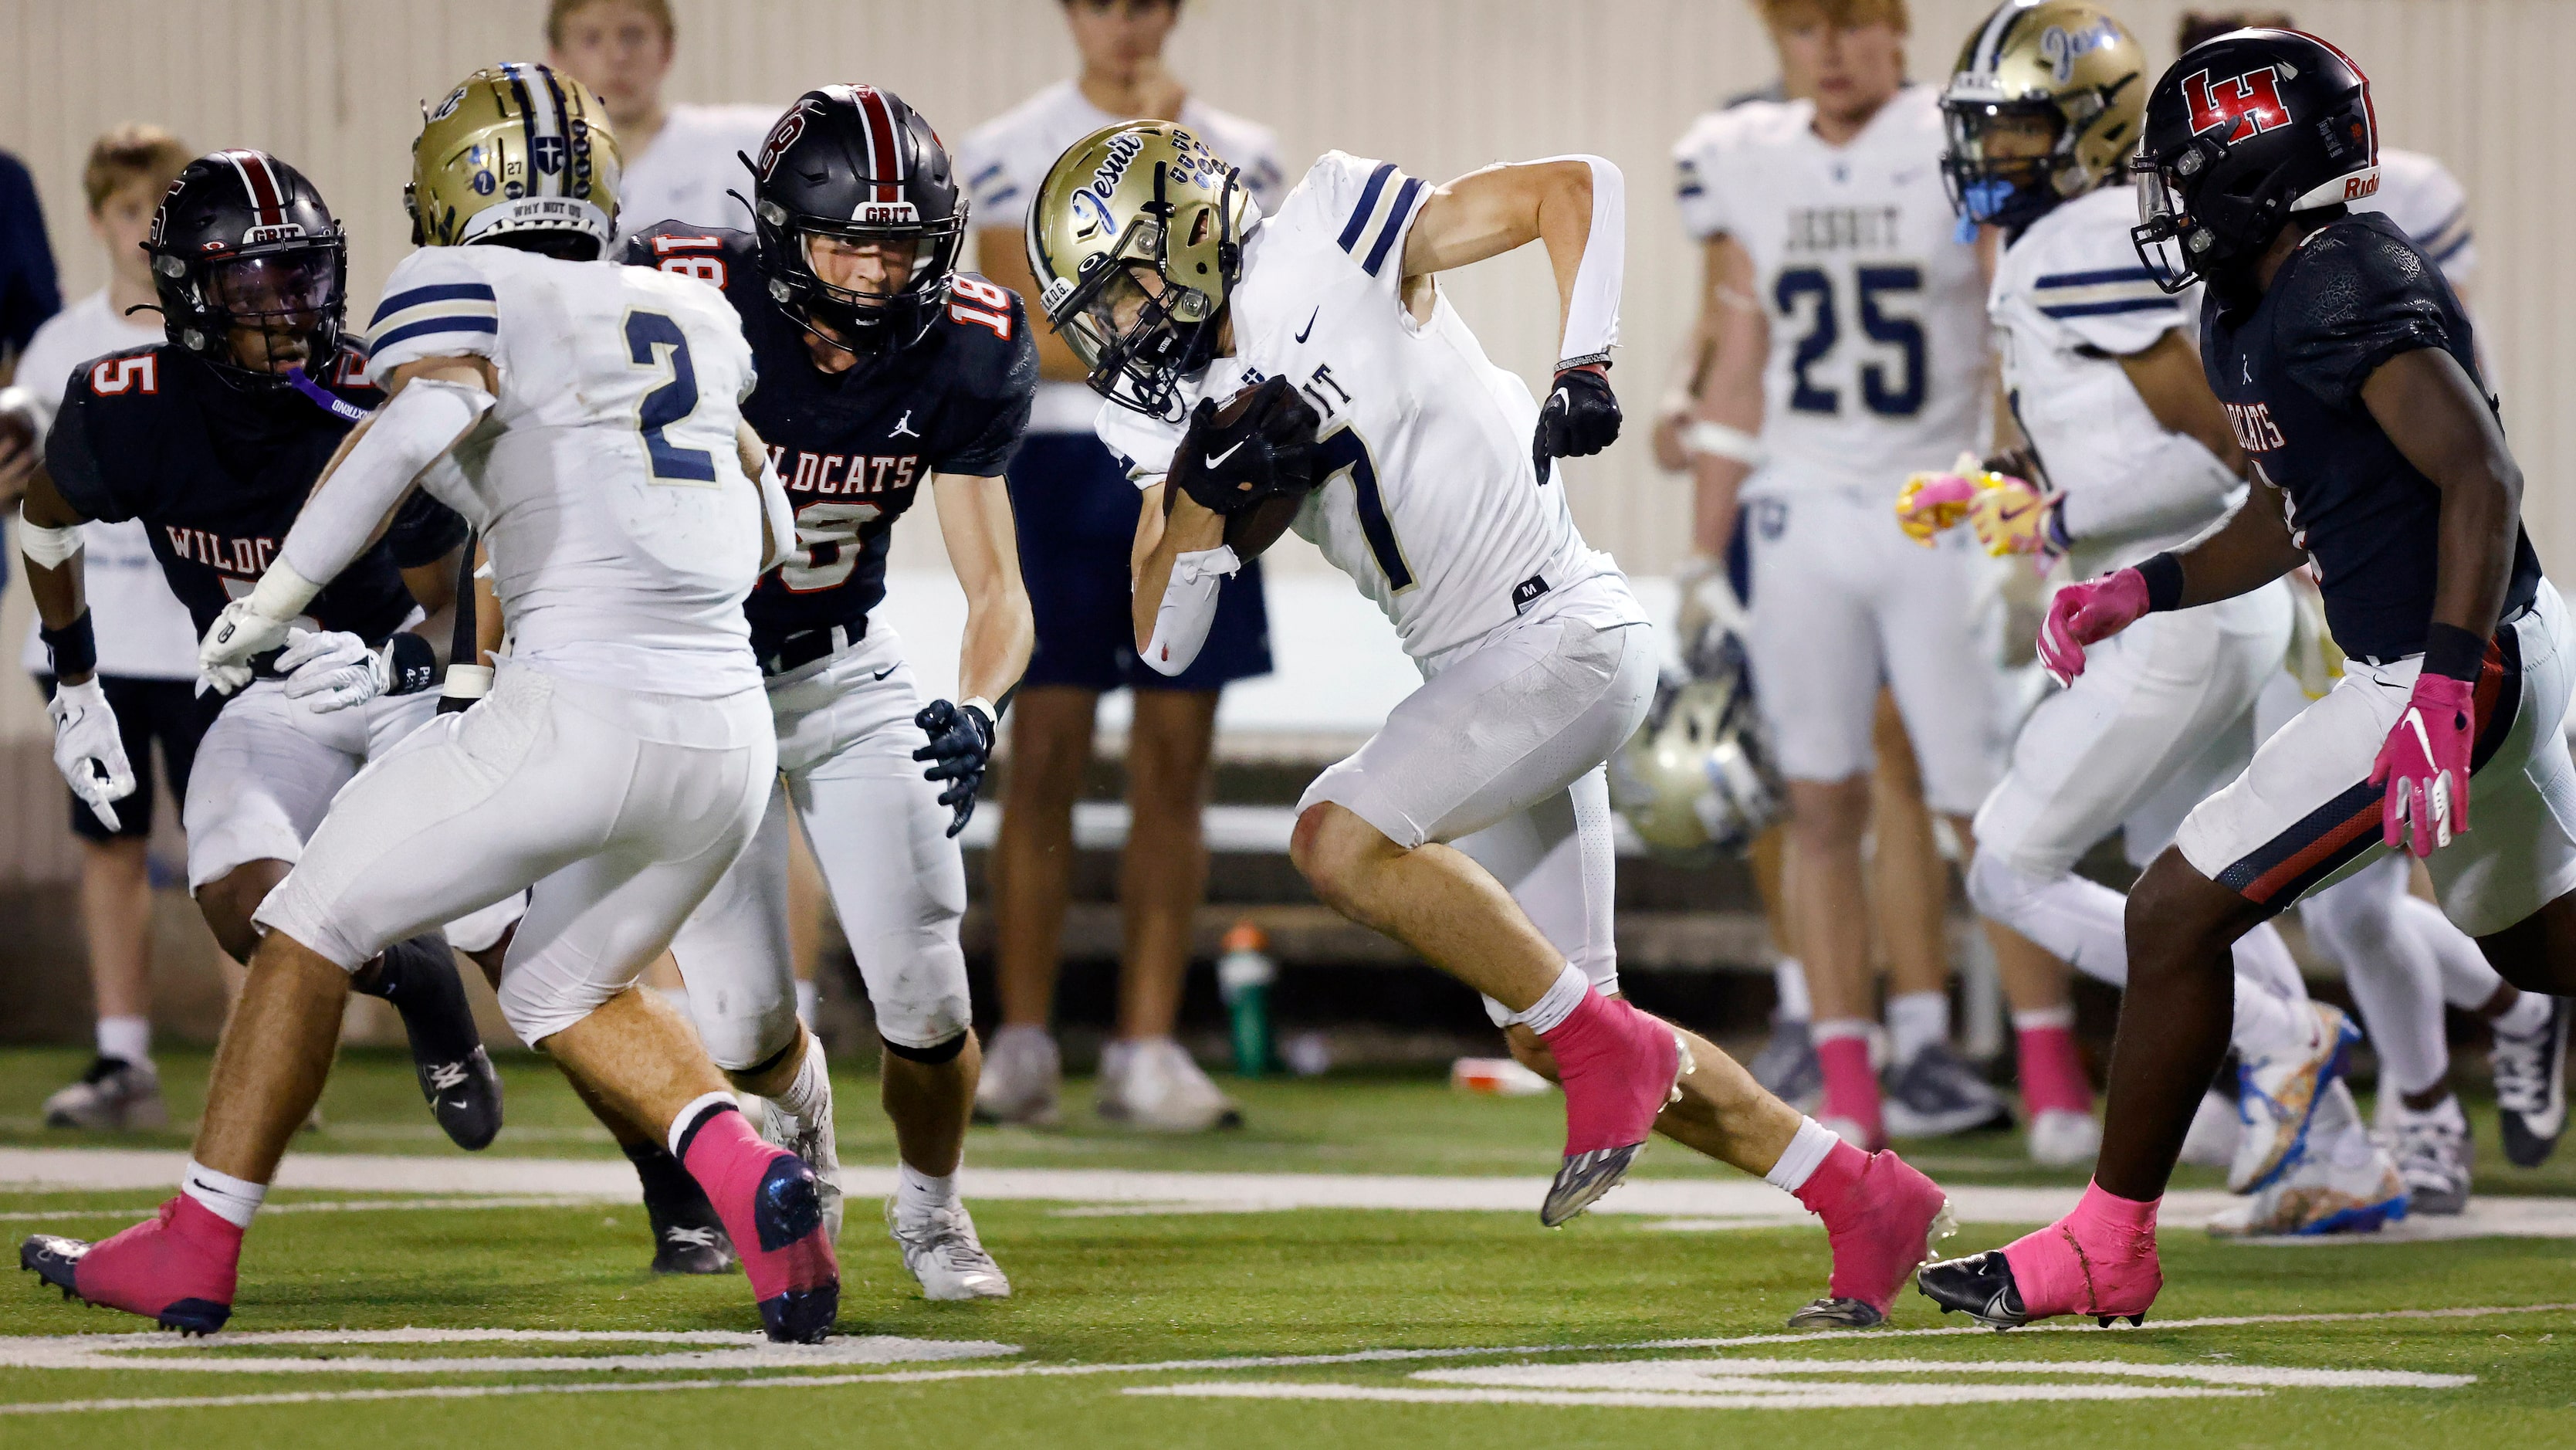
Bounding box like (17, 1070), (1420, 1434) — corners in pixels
(1139, 545), (1241, 677)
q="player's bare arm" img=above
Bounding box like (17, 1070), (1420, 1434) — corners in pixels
(17, 464), (94, 666)
(977, 230), (1091, 385)
(2363, 347), (2521, 645)
(1681, 234), (1766, 558)
(2119, 330), (2247, 479)
(933, 469), (1035, 704)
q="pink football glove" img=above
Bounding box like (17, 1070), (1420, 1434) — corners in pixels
(1967, 473), (2066, 571)
(2036, 567), (2151, 685)
(1894, 469), (1983, 544)
(2371, 672), (2476, 858)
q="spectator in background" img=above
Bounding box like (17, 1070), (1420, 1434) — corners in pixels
(0, 147), (58, 387)
(547, 0), (777, 241)
(963, 0), (1282, 1133)
(11, 127), (210, 1130)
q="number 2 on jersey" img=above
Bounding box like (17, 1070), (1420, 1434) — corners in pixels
(623, 310), (719, 484)
(1773, 265), (1925, 418)
(1315, 425), (1412, 593)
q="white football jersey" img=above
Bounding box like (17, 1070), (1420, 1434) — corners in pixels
(959, 80), (1282, 435)
(365, 245), (764, 697)
(2356, 147), (2475, 289)
(1096, 152), (1641, 666)
(1990, 187), (2230, 579)
(1672, 86), (1989, 496)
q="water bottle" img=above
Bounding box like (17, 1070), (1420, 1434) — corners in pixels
(1216, 920), (1276, 1079)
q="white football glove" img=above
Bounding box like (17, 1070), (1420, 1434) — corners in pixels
(198, 597), (296, 696)
(277, 628), (388, 713)
(47, 677), (135, 832)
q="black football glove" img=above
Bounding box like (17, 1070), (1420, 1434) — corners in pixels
(1169, 374), (1321, 516)
(1532, 364), (1620, 484)
(912, 699), (994, 838)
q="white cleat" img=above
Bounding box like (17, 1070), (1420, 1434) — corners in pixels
(2229, 1003), (2361, 1194)
(2209, 1087), (2408, 1238)
(1098, 1037), (1241, 1133)
(2178, 1088), (2242, 1169)
(41, 1057), (167, 1131)
(974, 1025), (1062, 1128)
(761, 1094), (843, 1245)
(2026, 1107), (2101, 1168)
(2378, 1093), (2472, 1216)
(885, 1196), (1011, 1301)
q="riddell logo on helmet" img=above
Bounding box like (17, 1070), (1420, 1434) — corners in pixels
(2342, 172), (2381, 202)
(2182, 66), (2291, 141)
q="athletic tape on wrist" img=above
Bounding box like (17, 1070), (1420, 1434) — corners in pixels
(1682, 420), (1763, 467)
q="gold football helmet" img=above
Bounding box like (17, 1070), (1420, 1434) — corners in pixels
(1606, 629), (1783, 865)
(1940, 1), (2146, 232)
(407, 63), (620, 258)
(1026, 120), (1257, 419)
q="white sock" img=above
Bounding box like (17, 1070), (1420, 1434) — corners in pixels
(181, 1160), (266, 1229)
(1763, 1117), (1841, 1194)
(1886, 991), (1948, 1065)
(2231, 921), (2310, 1002)
(1772, 958), (1812, 1022)
(2491, 990), (2553, 1038)
(794, 980), (819, 1028)
(1518, 964), (1593, 1036)
(895, 1159), (957, 1225)
(2230, 977), (2313, 1060)
(2012, 1005), (2076, 1033)
(665, 1090), (739, 1162)
(96, 1015), (151, 1067)
(773, 1034), (831, 1127)
(1812, 1016), (1873, 1047)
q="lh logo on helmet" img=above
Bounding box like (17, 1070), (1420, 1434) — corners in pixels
(2182, 66), (2291, 141)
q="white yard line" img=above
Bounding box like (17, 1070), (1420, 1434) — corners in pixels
(7, 1147), (2575, 1238)
(0, 1196), (607, 1223)
(0, 1303), (2562, 1416)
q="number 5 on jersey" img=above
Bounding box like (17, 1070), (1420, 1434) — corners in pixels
(623, 310), (720, 484)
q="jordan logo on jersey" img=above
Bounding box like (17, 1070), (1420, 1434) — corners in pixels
(2222, 400), (2287, 453)
(164, 527), (279, 577)
(889, 409), (919, 439)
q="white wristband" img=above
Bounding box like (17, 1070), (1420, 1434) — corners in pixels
(959, 695), (996, 720)
(245, 557), (323, 625)
(441, 663), (494, 701)
(1539, 154), (1623, 368)
(1683, 420), (1764, 467)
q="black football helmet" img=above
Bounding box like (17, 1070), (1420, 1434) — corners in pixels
(2129, 28), (2379, 291)
(744, 85), (965, 354)
(144, 150), (348, 386)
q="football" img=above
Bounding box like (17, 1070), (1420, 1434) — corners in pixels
(1164, 380), (1315, 561)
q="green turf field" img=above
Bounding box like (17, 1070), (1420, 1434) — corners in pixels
(2, 1046), (2571, 1446)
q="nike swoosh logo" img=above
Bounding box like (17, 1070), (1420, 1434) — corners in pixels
(1552, 387), (1569, 410)
(1295, 308), (1317, 344)
(873, 665), (898, 681)
(1206, 439), (1248, 468)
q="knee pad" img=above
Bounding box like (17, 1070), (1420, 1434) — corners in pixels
(689, 986), (802, 1075)
(857, 933), (973, 1053)
(882, 1028), (967, 1065)
(495, 957), (627, 1049)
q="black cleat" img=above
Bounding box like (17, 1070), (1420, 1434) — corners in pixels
(1786, 1296), (1887, 1329)
(2494, 996), (2570, 1169)
(633, 1143), (737, 1276)
(1541, 1143), (1644, 1228)
(758, 1283), (840, 1344)
(2097, 1313), (2147, 1326)
(1916, 1248), (2031, 1330)
(358, 933), (504, 1151)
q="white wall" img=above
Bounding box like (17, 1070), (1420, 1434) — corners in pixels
(2, 0), (2568, 750)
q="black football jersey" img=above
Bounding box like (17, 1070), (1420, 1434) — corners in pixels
(621, 225), (1037, 653)
(2202, 211), (2541, 661)
(44, 345), (469, 648)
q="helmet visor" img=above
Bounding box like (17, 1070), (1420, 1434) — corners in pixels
(206, 249), (339, 321)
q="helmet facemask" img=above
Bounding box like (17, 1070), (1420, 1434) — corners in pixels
(1941, 96), (2078, 235)
(1042, 159), (1240, 422)
(154, 235), (347, 389)
(758, 200), (966, 355)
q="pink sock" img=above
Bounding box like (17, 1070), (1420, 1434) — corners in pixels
(2002, 1180), (2158, 1311)
(1815, 1033), (1881, 1139)
(2016, 1025), (2094, 1115)
(1790, 1137), (1870, 1219)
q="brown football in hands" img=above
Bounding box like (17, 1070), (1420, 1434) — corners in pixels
(1163, 383), (1308, 561)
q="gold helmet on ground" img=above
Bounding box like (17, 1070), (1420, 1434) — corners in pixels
(1606, 627), (1783, 866)
(1026, 120), (1258, 419)
(407, 63), (621, 257)
(1939, 1), (2147, 232)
